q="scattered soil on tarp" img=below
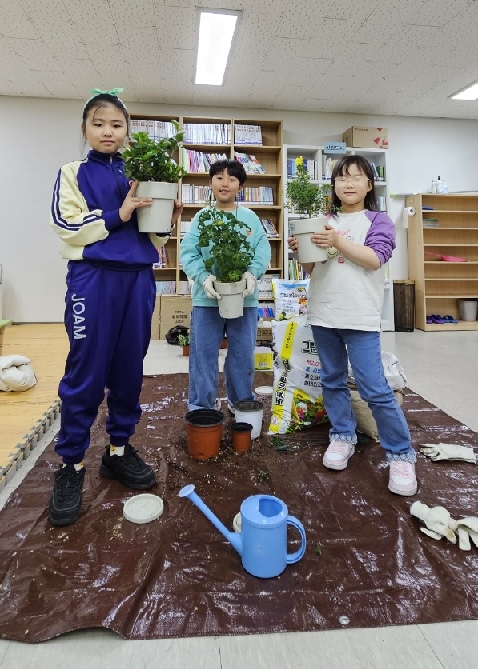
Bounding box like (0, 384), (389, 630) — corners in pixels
(0, 372), (477, 643)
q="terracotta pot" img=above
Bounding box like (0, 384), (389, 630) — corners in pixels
(232, 422), (253, 452)
(182, 345), (189, 356)
(220, 339), (228, 349)
(185, 409), (224, 460)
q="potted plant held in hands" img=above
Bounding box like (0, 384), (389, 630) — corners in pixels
(122, 122), (187, 234)
(197, 206), (254, 319)
(286, 156), (331, 263)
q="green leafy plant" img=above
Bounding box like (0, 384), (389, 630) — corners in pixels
(178, 333), (189, 346)
(197, 206), (254, 283)
(286, 156), (330, 217)
(122, 121), (187, 183)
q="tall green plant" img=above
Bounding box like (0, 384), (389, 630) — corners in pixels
(286, 156), (330, 217)
(122, 121), (187, 183)
(197, 206), (254, 283)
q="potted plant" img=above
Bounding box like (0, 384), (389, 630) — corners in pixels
(122, 121), (187, 233)
(286, 156), (331, 263)
(197, 206), (254, 318)
(178, 332), (190, 356)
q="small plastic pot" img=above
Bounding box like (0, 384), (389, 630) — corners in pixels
(232, 422), (253, 452)
(185, 409), (224, 460)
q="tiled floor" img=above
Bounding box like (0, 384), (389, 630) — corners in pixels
(1, 330), (477, 668)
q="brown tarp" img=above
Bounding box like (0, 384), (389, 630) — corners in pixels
(0, 373), (477, 643)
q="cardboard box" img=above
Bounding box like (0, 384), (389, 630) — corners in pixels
(159, 294), (192, 340)
(254, 346), (274, 371)
(256, 322), (273, 345)
(343, 126), (389, 149)
(150, 294), (161, 340)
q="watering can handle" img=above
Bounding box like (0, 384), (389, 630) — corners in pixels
(286, 515), (307, 564)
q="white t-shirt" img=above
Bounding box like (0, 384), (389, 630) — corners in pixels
(306, 210), (389, 332)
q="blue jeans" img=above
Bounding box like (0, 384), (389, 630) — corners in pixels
(188, 306), (258, 411)
(311, 326), (415, 462)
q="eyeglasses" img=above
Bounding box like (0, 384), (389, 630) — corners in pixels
(335, 175), (369, 185)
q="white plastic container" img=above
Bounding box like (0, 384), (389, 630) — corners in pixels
(233, 399), (263, 439)
(458, 299), (478, 321)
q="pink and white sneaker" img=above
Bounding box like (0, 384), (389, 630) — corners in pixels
(323, 440), (355, 471)
(388, 461), (417, 496)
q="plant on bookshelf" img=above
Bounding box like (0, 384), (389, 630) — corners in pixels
(197, 205), (254, 318)
(122, 122), (187, 233)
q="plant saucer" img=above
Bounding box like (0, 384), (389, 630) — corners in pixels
(123, 493), (164, 524)
(255, 385), (273, 395)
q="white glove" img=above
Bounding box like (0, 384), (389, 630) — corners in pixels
(202, 275), (221, 300)
(420, 443), (476, 464)
(451, 517), (478, 551)
(242, 271), (256, 297)
(410, 501), (457, 543)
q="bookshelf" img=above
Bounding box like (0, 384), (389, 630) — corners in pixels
(406, 193), (478, 331)
(130, 114), (284, 296)
(283, 144), (394, 331)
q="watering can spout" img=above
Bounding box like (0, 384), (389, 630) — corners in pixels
(178, 484), (242, 555)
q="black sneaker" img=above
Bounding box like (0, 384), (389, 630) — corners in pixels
(99, 444), (156, 489)
(48, 465), (86, 526)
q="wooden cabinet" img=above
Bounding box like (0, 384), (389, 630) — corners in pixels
(130, 114), (284, 295)
(406, 193), (478, 331)
(283, 144), (394, 331)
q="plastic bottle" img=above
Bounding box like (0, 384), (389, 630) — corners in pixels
(437, 176), (443, 193)
(442, 178), (449, 194)
(431, 180), (437, 193)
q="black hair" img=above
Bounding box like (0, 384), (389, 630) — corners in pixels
(330, 154), (378, 212)
(81, 93), (130, 135)
(209, 159), (247, 186)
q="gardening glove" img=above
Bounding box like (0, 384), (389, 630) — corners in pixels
(242, 271), (256, 297)
(202, 275), (221, 300)
(452, 517), (478, 551)
(420, 443), (476, 464)
(410, 501), (457, 543)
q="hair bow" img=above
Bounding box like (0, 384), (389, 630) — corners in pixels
(89, 87), (124, 97)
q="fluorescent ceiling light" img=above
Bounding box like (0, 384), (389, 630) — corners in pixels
(451, 81), (478, 100)
(195, 9), (241, 86)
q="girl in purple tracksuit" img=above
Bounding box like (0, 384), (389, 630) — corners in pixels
(49, 89), (182, 526)
(289, 155), (417, 497)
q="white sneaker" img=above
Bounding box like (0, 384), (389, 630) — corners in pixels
(323, 440), (355, 471)
(388, 461), (417, 496)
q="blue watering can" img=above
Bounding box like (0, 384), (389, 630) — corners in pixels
(178, 484), (307, 578)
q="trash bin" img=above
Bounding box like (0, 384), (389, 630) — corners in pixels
(393, 280), (415, 332)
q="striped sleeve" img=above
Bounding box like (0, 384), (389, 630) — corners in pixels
(50, 162), (119, 245)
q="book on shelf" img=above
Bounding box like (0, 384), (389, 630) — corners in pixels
(180, 220), (193, 235)
(181, 184), (210, 204)
(238, 186), (274, 205)
(183, 123), (231, 145)
(288, 259), (310, 280)
(155, 280), (176, 294)
(287, 158), (320, 181)
(234, 152), (266, 174)
(257, 302), (275, 318)
(152, 246), (169, 269)
(258, 274), (281, 300)
(260, 218), (279, 237)
(234, 124), (262, 145)
(130, 119), (177, 141)
(177, 280), (192, 294)
(182, 149), (228, 173)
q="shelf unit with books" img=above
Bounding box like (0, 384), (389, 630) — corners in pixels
(406, 193), (478, 331)
(130, 114), (284, 297)
(283, 144), (394, 331)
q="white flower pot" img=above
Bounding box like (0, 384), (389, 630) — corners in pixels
(215, 279), (246, 319)
(289, 216), (329, 264)
(135, 181), (178, 233)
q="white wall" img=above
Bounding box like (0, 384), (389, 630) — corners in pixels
(1, 96), (478, 322)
